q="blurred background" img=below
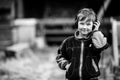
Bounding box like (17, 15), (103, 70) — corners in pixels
(0, 0), (120, 80)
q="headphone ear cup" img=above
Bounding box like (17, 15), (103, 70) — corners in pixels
(92, 18), (98, 30)
(74, 20), (78, 29)
(92, 25), (95, 30)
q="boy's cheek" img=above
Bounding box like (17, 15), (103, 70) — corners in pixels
(88, 28), (92, 32)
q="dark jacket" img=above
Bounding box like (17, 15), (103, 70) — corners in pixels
(56, 32), (109, 80)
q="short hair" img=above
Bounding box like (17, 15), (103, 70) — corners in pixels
(75, 8), (97, 22)
(74, 8), (97, 29)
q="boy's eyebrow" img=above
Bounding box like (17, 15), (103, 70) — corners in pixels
(78, 16), (87, 21)
(81, 17), (86, 21)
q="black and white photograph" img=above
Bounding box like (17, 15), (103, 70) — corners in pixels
(0, 0), (119, 80)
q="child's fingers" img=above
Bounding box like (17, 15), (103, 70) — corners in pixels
(93, 21), (100, 30)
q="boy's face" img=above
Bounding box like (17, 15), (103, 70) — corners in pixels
(78, 19), (93, 35)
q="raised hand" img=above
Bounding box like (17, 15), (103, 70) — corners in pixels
(93, 20), (100, 31)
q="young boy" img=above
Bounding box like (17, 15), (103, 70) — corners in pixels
(56, 8), (109, 80)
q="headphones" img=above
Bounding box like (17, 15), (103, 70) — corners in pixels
(92, 17), (98, 30)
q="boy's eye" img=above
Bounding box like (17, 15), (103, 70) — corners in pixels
(86, 22), (92, 25)
(81, 23), (84, 25)
(79, 23), (84, 25)
(86, 23), (91, 25)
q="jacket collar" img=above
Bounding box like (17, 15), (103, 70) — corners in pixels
(74, 30), (93, 40)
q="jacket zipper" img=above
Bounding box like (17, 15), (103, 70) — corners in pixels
(92, 59), (98, 72)
(79, 41), (84, 78)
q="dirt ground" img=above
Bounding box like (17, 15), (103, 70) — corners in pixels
(0, 46), (66, 80)
(0, 45), (114, 80)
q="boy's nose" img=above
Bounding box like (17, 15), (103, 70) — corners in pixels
(82, 25), (87, 28)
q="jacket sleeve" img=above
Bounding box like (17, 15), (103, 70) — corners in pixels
(56, 39), (69, 70)
(92, 31), (109, 51)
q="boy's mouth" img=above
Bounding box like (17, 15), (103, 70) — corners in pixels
(79, 28), (90, 32)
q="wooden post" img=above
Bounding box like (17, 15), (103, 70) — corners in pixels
(17, 0), (24, 18)
(11, 0), (15, 19)
(110, 18), (119, 66)
(97, 0), (111, 20)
